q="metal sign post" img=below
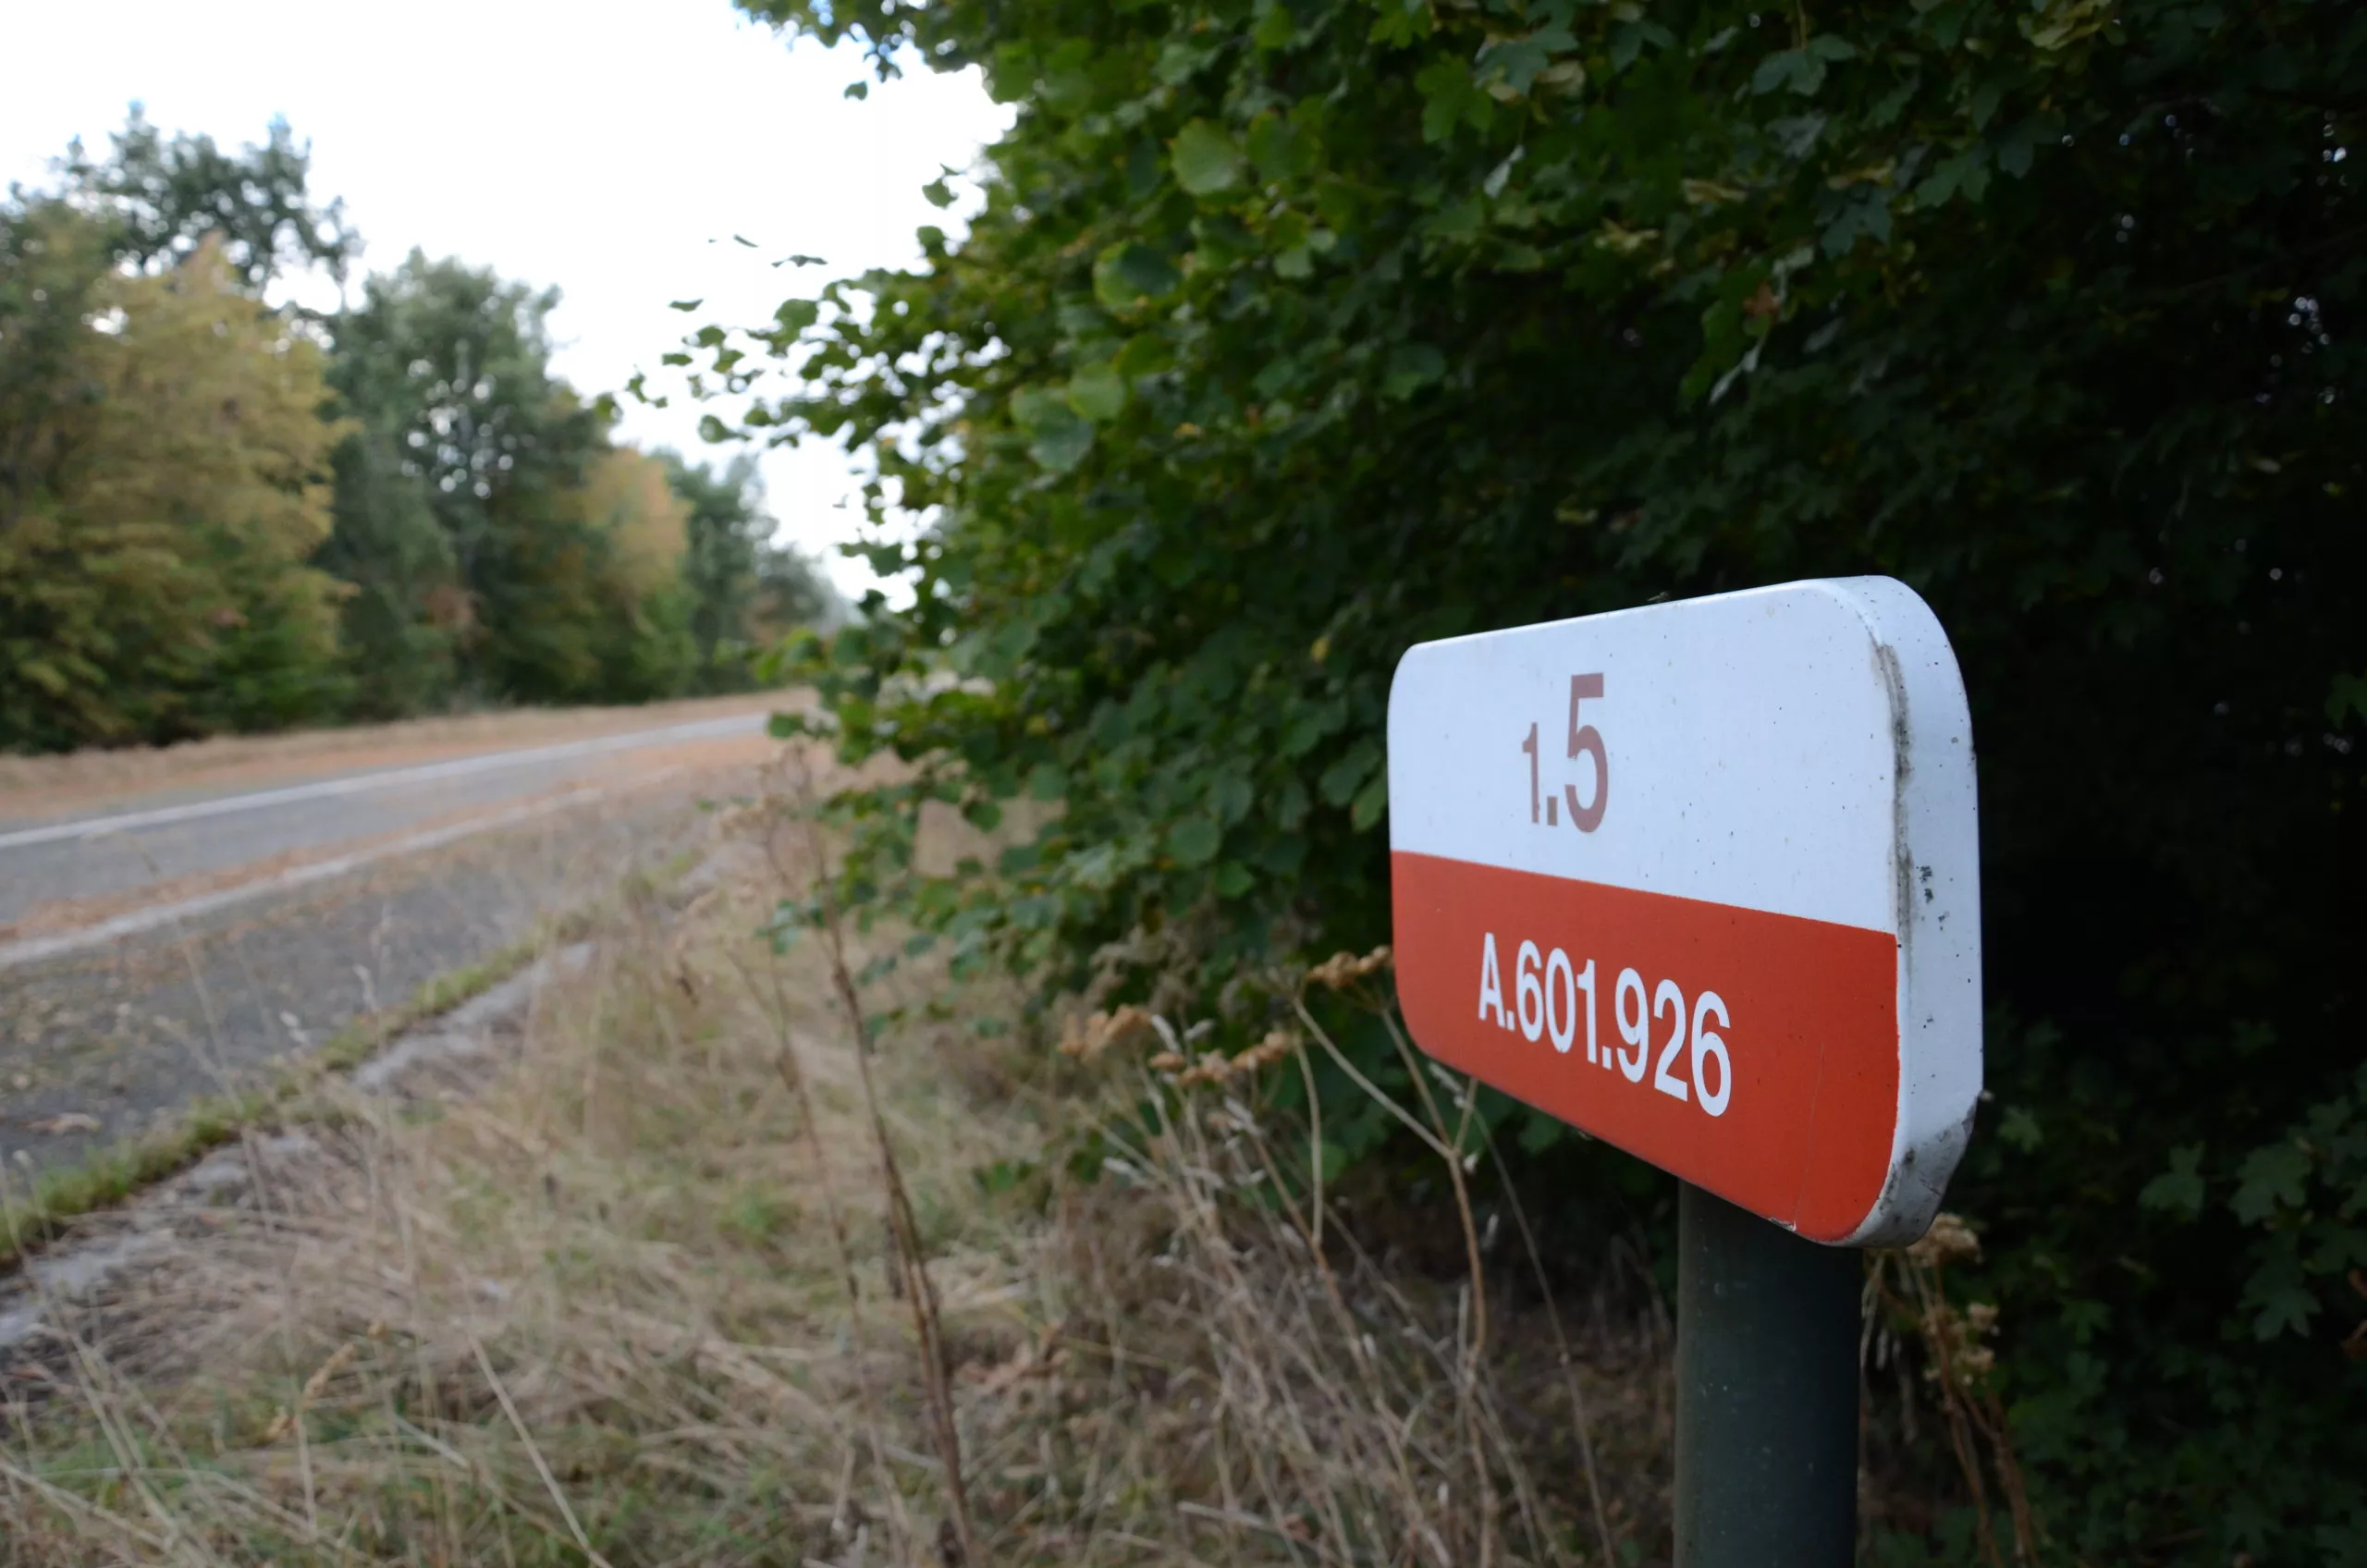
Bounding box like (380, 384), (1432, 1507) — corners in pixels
(1384, 578), (1981, 1563)
(1675, 1183), (1862, 1564)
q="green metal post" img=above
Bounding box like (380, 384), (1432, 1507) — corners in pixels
(1674, 1182), (1862, 1567)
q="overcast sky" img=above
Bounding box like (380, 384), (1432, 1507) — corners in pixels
(1, 0), (1011, 599)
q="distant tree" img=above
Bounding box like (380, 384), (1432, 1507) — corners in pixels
(754, 536), (842, 637)
(324, 251), (609, 705)
(663, 450), (843, 690)
(579, 446), (696, 700)
(315, 425), (461, 718)
(0, 217), (348, 749)
(1, 110), (723, 750)
(325, 255), (711, 708)
(55, 105), (356, 292)
(0, 201), (111, 545)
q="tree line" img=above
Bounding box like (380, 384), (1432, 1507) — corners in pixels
(704, 0), (2364, 1557)
(0, 111), (839, 755)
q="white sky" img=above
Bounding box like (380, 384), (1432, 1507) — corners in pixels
(0, 0), (1012, 600)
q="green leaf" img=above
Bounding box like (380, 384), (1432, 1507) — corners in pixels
(1092, 242), (1181, 311)
(2000, 1105), (2043, 1150)
(1012, 386), (1097, 472)
(1246, 111), (1312, 182)
(1821, 190), (1893, 257)
(1171, 120), (1246, 196)
(1210, 772), (1255, 824)
(2232, 1142), (2313, 1224)
(1367, 0), (1431, 47)
(1517, 1115), (1567, 1154)
(1066, 361), (1128, 422)
(1116, 333), (1174, 377)
(1416, 56), (1490, 142)
(1383, 343), (1445, 399)
(1751, 36), (1855, 96)
(2139, 1144), (2206, 1219)
(2242, 1250), (2319, 1340)
(1168, 815), (1222, 865)
(1030, 419), (1094, 472)
(1478, 37), (1549, 93)
(1026, 762), (1068, 801)
(1319, 739), (1380, 806)
(2326, 669), (2367, 726)
(1915, 145), (1992, 208)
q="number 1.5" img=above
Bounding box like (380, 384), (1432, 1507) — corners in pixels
(1523, 674), (1609, 832)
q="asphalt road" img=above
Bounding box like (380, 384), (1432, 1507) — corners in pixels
(0, 712), (766, 927)
(0, 713), (774, 1179)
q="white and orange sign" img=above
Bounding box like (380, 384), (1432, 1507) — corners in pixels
(1387, 578), (1981, 1245)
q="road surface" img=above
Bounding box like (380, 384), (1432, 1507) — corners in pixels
(0, 709), (778, 1179)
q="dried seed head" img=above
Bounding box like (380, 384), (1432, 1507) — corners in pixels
(302, 1341), (360, 1402)
(1061, 1004), (1161, 1059)
(1231, 1026), (1300, 1072)
(1307, 943), (1394, 989)
(1176, 1051), (1236, 1088)
(1906, 1211), (1981, 1268)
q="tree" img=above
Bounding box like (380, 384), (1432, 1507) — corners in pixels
(316, 423), (462, 718)
(55, 104), (356, 291)
(3, 110), (362, 748)
(323, 251), (616, 706)
(578, 445), (696, 701)
(0, 216), (348, 748)
(700, 0), (2366, 1553)
(664, 450), (842, 690)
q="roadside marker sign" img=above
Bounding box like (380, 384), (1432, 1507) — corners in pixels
(1387, 577), (1981, 1246)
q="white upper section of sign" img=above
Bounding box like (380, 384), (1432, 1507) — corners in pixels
(1388, 578), (1965, 935)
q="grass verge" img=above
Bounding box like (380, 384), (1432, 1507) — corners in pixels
(0, 848), (706, 1274)
(0, 794), (1675, 1565)
(0, 942), (538, 1273)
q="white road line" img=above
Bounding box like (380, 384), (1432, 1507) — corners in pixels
(0, 712), (766, 851)
(0, 778), (640, 972)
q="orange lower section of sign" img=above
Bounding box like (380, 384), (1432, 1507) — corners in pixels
(1392, 851), (1901, 1243)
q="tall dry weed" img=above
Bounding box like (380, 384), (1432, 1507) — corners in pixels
(0, 789), (1672, 1566)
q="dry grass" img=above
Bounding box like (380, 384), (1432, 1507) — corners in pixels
(0, 691), (791, 818)
(0, 788), (1674, 1566)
